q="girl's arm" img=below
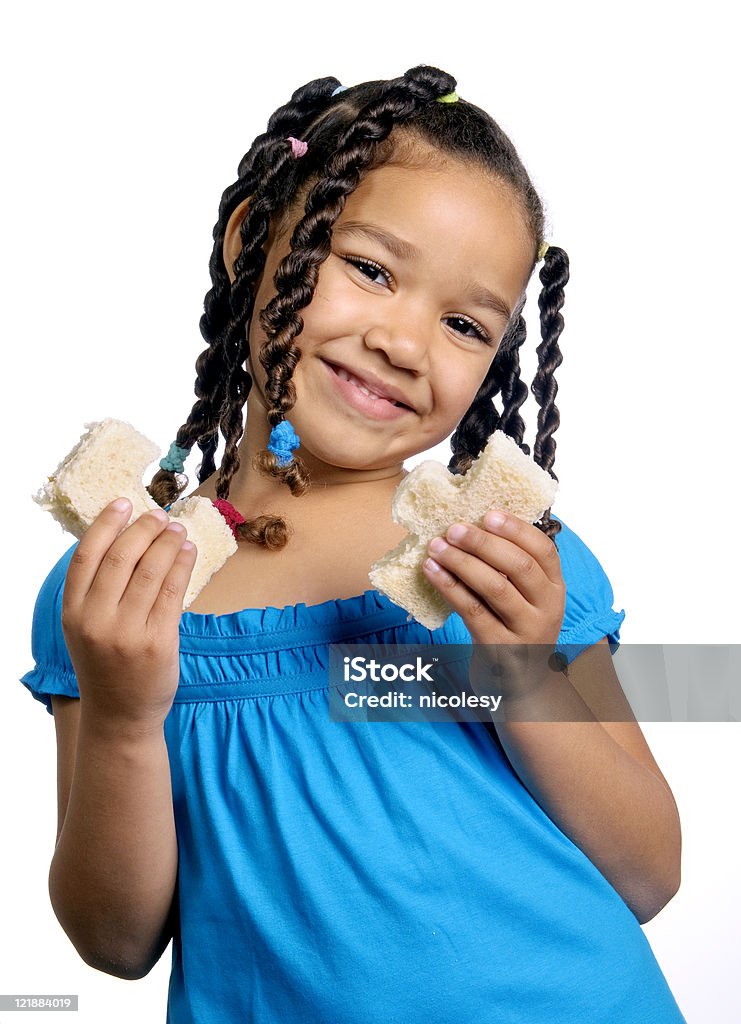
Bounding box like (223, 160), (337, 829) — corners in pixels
(490, 638), (681, 925)
(49, 697), (178, 979)
(422, 512), (681, 925)
(44, 499), (195, 978)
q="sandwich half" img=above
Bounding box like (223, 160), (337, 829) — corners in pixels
(32, 418), (237, 610)
(369, 431), (558, 630)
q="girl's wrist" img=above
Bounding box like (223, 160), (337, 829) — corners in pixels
(78, 699), (168, 744)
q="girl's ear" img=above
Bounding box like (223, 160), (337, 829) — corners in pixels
(222, 196), (252, 284)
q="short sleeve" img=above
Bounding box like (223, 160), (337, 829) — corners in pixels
(551, 514), (626, 665)
(18, 541), (81, 716)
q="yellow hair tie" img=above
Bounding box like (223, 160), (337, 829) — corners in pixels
(537, 240), (550, 261)
(436, 91), (458, 103)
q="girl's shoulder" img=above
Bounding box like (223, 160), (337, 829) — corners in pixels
(19, 541), (80, 714)
(426, 512), (626, 660)
(549, 513), (626, 655)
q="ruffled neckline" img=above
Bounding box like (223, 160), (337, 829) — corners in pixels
(179, 586), (408, 638)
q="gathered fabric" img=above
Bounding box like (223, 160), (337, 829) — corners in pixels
(19, 516), (686, 1023)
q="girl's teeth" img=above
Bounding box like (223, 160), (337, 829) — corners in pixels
(337, 368), (383, 400)
(334, 365), (406, 408)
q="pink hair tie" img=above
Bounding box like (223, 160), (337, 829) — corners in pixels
(287, 136), (308, 158)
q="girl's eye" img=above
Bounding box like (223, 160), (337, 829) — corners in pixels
(340, 254), (493, 345)
(444, 315), (492, 345)
(342, 255), (392, 287)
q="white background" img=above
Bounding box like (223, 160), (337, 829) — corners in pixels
(2, 2), (739, 1021)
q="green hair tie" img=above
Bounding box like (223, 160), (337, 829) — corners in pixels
(436, 91), (459, 103)
(159, 440), (192, 474)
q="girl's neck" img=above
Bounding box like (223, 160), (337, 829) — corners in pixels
(214, 400), (409, 519)
(230, 456), (407, 521)
(192, 418), (408, 524)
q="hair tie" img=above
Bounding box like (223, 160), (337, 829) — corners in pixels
(211, 498), (246, 540)
(537, 240), (550, 261)
(436, 91), (459, 103)
(267, 419), (301, 466)
(159, 440), (192, 474)
(331, 84), (349, 96)
(287, 136), (308, 158)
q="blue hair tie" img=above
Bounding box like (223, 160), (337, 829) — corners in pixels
(159, 440), (192, 474)
(331, 84), (349, 96)
(267, 420), (301, 466)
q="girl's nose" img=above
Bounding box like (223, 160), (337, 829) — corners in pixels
(363, 315), (433, 376)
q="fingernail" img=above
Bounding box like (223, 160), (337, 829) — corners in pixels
(484, 510), (506, 529)
(111, 497), (131, 512)
(446, 524), (467, 542)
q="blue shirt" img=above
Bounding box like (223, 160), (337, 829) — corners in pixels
(19, 514), (686, 1022)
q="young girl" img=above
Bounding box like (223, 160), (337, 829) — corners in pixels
(20, 65), (687, 1022)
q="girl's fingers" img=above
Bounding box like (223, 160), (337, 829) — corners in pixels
(116, 519), (194, 621)
(145, 536), (198, 634)
(435, 516), (558, 606)
(84, 506), (178, 608)
(478, 512), (563, 588)
(423, 544), (523, 632)
(63, 498), (138, 613)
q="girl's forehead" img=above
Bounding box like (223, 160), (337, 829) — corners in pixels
(346, 159), (522, 221)
(338, 161), (532, 258)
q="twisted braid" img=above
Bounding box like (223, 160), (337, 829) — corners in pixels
(146, 77), (343, 509)
(449, 293), (563, 541)
(496, 314), (531, 453)
(448, 310), (529, 471)
(215, 139), (318, 505)
(529, 245), (569, 540)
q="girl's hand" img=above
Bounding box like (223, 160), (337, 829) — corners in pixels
(60, 497), (198, 732)
(422, 510), (566, 698)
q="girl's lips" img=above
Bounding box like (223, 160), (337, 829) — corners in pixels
(323, 360), (413, 421)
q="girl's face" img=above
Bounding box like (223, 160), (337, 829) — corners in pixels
(232, 154), (535, 476)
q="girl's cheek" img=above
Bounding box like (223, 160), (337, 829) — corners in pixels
(310, 264), (343, 308)
(436, 367), (482, 414)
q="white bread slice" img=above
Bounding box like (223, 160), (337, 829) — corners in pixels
(368, 430), (558, 630)
(32, 418), (237, 610)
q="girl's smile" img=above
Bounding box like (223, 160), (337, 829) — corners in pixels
(322, 358), (415, 421)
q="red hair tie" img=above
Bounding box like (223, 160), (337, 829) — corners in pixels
(211, 498), (246, 539)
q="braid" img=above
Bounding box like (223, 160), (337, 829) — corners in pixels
(448, 309), (529, 471)
(146, 77), (344, 510)
(497, 314), (530, 452)
(529, 245), (569, 542)
(214, 140), (319, 513)
(449, 359), (504, 476)
(449, 282), (565, 543)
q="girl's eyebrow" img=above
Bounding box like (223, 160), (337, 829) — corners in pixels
(334, 221), (420, 261)
(333, 220), (512, 322)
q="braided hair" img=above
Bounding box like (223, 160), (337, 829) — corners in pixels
(147, 64), (568, 547)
